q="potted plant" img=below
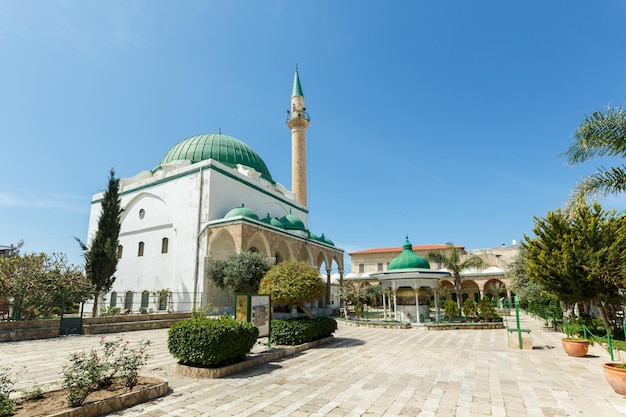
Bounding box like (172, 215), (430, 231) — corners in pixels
(603, 363), (626, 395)
(561, 337), (589, 357)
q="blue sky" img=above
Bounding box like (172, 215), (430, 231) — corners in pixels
(2, 1), (626, 271)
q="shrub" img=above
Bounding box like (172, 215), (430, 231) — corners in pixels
(0, 367), (16, 417)
(444, 300), (458, 321)
(477, 296), (497, 319)
(271, 317), (337, 345)
(61, 336), (151, 406)
(462, 298), (477, 319)
(168, 315), (259, 367)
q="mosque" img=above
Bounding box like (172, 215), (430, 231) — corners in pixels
(86, 68), (345, 315)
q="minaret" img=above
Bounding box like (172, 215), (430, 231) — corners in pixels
(287, 66), (310, 207)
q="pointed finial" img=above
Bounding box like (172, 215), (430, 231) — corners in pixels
(218, 128), (222, 135)
(292, 66), (304, 97)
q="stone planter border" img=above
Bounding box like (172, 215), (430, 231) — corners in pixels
(425, 322), (504, 330)
(177, 336), (334, 379)
(337, 318), (411, 329)
(39, 377), (167, 417)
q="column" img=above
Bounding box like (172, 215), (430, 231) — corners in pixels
(414, 289), (420, 324)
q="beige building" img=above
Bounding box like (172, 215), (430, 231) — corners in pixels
(348, 241), (519, 311)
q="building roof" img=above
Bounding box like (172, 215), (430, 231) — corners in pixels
(160, 132), (274, 183)
(349, 243), (462, 255)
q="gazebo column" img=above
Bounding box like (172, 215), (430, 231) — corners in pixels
(393, 290), (398, 321)
(414, 288), (420, 324)
(433, 288), (440, 322)
(325, 267), (332, 307)
(382, 291), (387, 320)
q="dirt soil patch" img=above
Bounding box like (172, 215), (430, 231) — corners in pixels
(12, 376), (160, 417)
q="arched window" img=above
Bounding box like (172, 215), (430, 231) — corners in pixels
(141, 291), (149, 309)
(110, 291), (117, 308)
(124, 291), (133, 310)
(158, 291), (168, 311)
(117, 245), (123, 259)
(138, 242), (144, 257)
(161, 238), (169, 254)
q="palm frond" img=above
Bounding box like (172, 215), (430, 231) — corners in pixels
(563, 106), (626, 165)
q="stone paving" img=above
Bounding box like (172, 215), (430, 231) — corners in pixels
(3, 313), (626, 416)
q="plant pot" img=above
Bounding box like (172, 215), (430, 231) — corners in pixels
(603, 363), (626, 395)
(561, 338), (589, 357)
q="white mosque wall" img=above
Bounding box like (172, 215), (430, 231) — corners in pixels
(85, 157), (312, 314)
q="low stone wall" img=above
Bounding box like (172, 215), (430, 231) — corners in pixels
(1, 313), (192, 342)
(81, 312), (192, 335)
(0, 319), (60, 342)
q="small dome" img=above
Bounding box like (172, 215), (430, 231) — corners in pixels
(308, 231), (319, 240)
(388, 237), (430, 270)
(280, 213), (306, 231)
(160, 133), (274, 183)
(319, 233), (334, 246)
(262, 213), (283, 228)
(225, 204), (259, 221)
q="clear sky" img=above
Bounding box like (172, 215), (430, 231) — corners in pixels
(2, 1), (626, 271)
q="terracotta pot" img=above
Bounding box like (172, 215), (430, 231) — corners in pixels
(603, 363), (626, 395)
(561, 338), (589, 357)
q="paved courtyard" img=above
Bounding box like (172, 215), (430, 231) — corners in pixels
(3, 313), (626, 416)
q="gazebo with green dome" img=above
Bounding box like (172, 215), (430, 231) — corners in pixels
(371, 237), (451, 324)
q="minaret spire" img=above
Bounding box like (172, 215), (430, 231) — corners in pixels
(287, 65), (310, 206)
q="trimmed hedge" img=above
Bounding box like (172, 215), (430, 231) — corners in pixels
(271, 317), (337, 345)
(168, 315), (259, 367)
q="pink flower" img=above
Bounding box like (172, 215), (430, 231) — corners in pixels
(94, 357), (99, 362)
(100, 335), (105, 340)
(125, 340), (130, 344)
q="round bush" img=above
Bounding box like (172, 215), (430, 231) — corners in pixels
(271, 317), (337, 345)
(168, 316), (259, 367)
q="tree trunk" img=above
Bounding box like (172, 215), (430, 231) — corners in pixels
(455, 274), (463, 311)
(92, 291), (100, 317)
(298, 303), (317, 319)
(597, 302), (611, 332)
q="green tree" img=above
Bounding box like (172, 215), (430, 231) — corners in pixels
(77, 169), (122, 317)
(443, 300), (458, 322)
(462, 298), (477, 319)
(258, 260), (325, 318)
(477, 296), (496, 320)
(0, 253), (93, 319)
(206, 251), (274, 294)
(522, 202), (626, 329)
(506, 247), (552, 306)
(427, 243), (485, 311)
(564, 105), (626, 206)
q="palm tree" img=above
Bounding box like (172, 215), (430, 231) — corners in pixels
(564, 105), (626, 207)
(428, 243), (485, 311)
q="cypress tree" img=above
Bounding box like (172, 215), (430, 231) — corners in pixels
(78, 169), (122, 317)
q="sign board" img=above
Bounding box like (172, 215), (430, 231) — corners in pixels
(234, 294), (271, 338)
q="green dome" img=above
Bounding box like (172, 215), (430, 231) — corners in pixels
(160, 133), (274, 182)
(225, 205), (259, 221)
(280, 213), (306, 231)
(388, 237), (430, 270)
(319, 233), (334, 246)
(262, 213), (283, 228)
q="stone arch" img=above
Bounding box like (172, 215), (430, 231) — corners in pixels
(461, 280), (480, 303)
(297, 245), (312, 264)
(209, 229), (237, 259)
(274, 240), (292, 263)
(484, 279), (507, 298)
(245, 231), (271, 257)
